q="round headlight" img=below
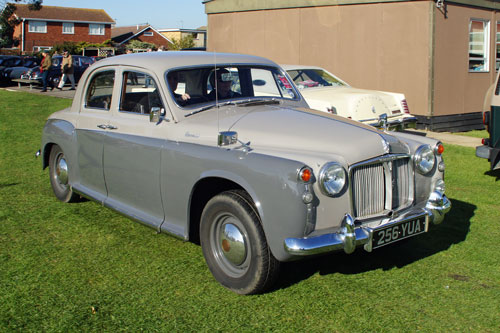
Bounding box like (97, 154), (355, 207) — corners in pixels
(319, 162), (347, 197)
(414, 145), (435, 174)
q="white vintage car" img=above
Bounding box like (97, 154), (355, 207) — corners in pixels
(40, 52), (450, 295)
(282, 65), (417, 130)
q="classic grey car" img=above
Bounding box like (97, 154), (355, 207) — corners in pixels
(40, 52), (451, 294)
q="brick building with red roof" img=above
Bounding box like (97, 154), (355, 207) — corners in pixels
(11, 4), (115, 53)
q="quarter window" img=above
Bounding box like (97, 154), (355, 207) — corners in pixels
(496, 22), (500, 71)
(28, 21), (47, 33)
(85, 70), (115, 110)
(120, 71), (164, 114)
(62, 22), (74, 34)
(469, 19), (490, 72)
(89, 24), (105, 35)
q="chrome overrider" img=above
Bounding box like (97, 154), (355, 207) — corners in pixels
(284, 191), (451, 256)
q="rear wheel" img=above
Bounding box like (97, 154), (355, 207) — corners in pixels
(200, 190), (279, 295)
(49, 145), (78, 202)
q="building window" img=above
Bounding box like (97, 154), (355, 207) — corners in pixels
(28, 21), (47, 33)
(62, 22), (74, 34)
(469, 19), (490, 72)
(143, 31), (153, 37)
(89, 24), (105, 35)
(33, 46), (52, 52)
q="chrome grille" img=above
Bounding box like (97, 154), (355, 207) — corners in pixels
(351, 155), (413, 219)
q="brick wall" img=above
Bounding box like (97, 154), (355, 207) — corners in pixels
(132, 31), (171, 49)
(16, 20), (112, 52)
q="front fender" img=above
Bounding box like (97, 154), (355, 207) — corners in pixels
(41, 119), (77, 177)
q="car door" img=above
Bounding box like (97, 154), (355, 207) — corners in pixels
(102, 68), (167, 229)
(74, 69), (116, 202)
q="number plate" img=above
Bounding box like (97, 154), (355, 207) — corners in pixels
(372, 216), (427, 249)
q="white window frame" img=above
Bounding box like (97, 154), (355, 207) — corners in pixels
(28, 20), (47, 33)
(62, 22), (74, 34)
(89, 23), (105, 36)
(469, 18), (490, 72)
(33, 46), (52, 52)
(143, 31), (153, 37)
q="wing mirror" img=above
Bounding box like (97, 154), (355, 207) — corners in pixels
(150, 107), (166, 123)
(218, 131), (238, 146)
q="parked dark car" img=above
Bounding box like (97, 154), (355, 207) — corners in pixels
(0, 55), (22, 84)
(1, 57), (39, 84)
(20, 55), (93, 87)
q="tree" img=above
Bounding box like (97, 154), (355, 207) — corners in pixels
(0, 1), (42, 48)
(126, 40), (157, 51)
(169, 35), (195, 51)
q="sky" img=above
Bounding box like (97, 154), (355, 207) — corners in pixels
(40, 0), (207, 29)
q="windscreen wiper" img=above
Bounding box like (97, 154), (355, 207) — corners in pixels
(184, 101), (236, 117)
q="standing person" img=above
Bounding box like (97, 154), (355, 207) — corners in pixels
(40, 50), (52, 92)
(57, 50), (75, 91)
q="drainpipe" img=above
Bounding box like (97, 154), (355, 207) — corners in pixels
(21, 18), (25, 53)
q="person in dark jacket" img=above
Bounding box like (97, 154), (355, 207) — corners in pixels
(40, 51), (52, 92)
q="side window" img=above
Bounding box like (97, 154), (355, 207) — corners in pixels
(85, 70), (115, 110)
(120, 71), (164, 114)
(251, 68), (296, 99)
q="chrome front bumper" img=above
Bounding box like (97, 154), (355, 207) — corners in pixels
(284, 191), (451, 256)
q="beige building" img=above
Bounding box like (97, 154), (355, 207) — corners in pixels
(204, 0), (500, 131)
(158, 27), (207, 49)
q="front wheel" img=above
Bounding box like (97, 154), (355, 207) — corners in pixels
(200, 190), (279, 295)
(48, 145), (78, 203)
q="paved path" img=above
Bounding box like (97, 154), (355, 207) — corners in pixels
(2, 83), (76, 99)
(2, 85), (484, 148)
(405, 129), (482, 148)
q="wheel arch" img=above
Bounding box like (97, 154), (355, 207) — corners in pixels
(188, 176), (260, 245)
(42, 142), (55, 170)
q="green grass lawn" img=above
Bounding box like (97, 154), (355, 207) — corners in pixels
(1, 90), (499, 331)
(451, 130), (488, 139)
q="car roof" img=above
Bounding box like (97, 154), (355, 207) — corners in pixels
(280, 64), (326, 71)
(92, 51), (278, 72)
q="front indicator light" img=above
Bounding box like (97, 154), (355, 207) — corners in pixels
(435, 143), (444, 155)
(298, 167), (312, 183)
(319, 162), (347, 197)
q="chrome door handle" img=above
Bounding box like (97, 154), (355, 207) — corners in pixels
(107, 125), (118, 130)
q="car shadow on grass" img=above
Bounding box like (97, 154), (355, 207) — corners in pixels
(485, 168), (500, 181)
(273, 198), (474, 291)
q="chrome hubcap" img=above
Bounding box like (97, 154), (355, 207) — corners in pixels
(56, 155), (68, 185)
(210, 213), (250, 278)
(219, 223), (246, 266)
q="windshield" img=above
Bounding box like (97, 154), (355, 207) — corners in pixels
(166, 65), (298, 109)
(286, 68), (346, 89)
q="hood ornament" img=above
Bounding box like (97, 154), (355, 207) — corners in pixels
(378, 113), (388, 131)
(371, 106), (376, 113)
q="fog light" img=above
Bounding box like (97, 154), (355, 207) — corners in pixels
(435, 179), (446, 194)
(438, 161), (445, 172)
(302, 192), (314, 204)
